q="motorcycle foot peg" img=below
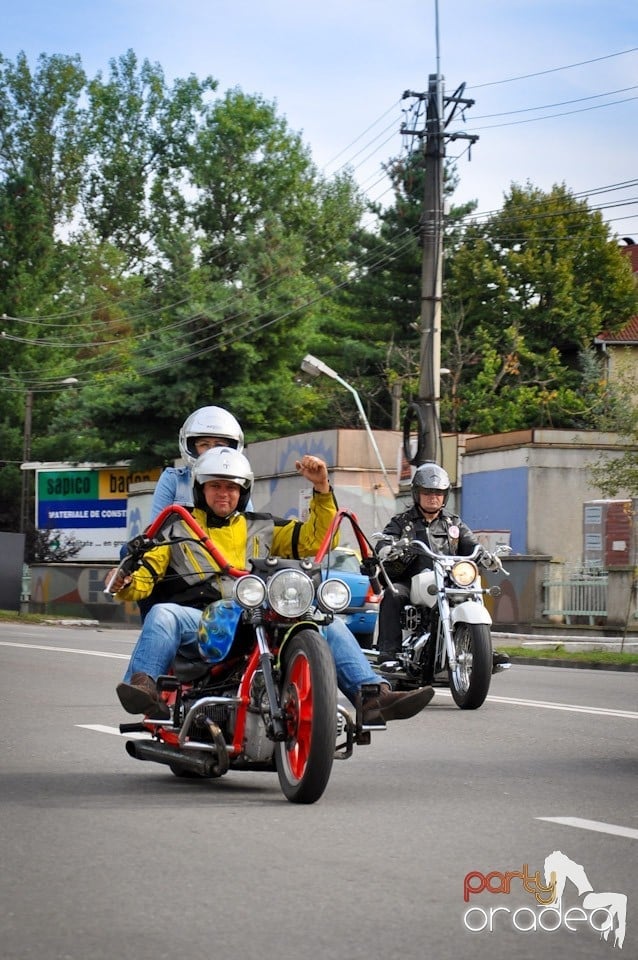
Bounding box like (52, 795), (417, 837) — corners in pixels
(378, 660), (401, 673)
(492, 662), (511, 674)
(119, 722), (147, 734)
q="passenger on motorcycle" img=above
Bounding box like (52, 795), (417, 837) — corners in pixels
(150, 404), (247, 515)
(107, 448), (434, 724)
(375, 462), (507, 670)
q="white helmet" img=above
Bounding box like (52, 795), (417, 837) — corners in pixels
(178, 406), (244, 465)
(412, 461), (450, 506)
(192, 447), (254, 513)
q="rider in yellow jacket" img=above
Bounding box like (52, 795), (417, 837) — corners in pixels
(108, 447), (434, 724)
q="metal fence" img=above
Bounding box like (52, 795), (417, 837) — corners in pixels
(542, 563), (608, 625)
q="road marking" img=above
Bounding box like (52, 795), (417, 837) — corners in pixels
(4, 642), (635, 719)
(434, 687), (638, 719)
(0, 640), (128, 660)
(537, 816), (638, 840)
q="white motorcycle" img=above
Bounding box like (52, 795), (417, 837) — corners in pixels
(372, 538), (511, 709)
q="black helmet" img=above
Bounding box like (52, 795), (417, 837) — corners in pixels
(412, 461), (450, 507)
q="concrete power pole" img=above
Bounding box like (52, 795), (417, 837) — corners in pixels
(401, 77), (478, 468)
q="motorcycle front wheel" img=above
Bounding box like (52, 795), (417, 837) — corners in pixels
(448, 622), (492, 709)
(275, 628), (338, 804)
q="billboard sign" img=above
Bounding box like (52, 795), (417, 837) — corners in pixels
(36, 465), (162, 561)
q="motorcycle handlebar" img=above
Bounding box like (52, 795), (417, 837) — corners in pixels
(379, 538), (509, 575)
(104, 504), (251, 595)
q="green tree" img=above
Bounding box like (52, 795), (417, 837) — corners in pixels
(307, 150), (475, 428)
(82, 49), (216, 267)
(46, 86), (365, 467)
(442, 183), (638, 431)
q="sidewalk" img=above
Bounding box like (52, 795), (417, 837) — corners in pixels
(493, 631), (638, 672)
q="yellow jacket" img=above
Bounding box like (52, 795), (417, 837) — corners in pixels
(115, 489), (339, 608)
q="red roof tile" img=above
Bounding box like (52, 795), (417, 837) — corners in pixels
(596, 314), (638, 344)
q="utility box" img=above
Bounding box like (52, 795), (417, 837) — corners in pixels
(583, 499), (636, 567)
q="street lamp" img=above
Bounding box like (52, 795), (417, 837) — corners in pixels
(19, 378), (80, 534)
(19, 389), (33, 534)
(300, 354), (395, 500)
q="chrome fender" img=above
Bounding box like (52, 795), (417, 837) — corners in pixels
(450, 600), (492, 626)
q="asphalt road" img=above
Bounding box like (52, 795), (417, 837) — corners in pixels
(1, 621), (636, 960)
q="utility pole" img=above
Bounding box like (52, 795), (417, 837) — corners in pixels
(401, 75), (478, 467)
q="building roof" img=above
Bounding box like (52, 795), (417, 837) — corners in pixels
(595, 314), (638, 344)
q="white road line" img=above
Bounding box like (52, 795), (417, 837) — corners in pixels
(5, 641), (636, 720)
(434, 687), (638, 720)
(537, 816), (638, 840)
(0, 640), (128, 660)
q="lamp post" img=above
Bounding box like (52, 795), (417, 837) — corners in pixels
(19, 389), (33, 534)
(300, 354), (395, 500)
(19, 378), (79, 534)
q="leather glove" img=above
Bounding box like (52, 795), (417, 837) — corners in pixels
(375, 540), (395, 561)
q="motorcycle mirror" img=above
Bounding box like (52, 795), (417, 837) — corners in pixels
(494, 545), (512, 556)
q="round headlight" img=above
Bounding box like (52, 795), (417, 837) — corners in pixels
(450, 560), (479, 587)
(234, 575), (266, 609)
(266, 569), (314, 617)
(317, 577), (351, 613)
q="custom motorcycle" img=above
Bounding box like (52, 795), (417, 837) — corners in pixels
(371, 537), (511, 709)
(107, 506), (383, 804)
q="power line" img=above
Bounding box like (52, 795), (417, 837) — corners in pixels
(467, 47), (638, 90)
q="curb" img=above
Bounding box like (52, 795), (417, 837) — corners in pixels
(509, 657), (638, 673)
(43, 618), (100, 627)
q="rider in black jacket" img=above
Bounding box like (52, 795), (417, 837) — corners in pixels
(375, 462), (507, 669)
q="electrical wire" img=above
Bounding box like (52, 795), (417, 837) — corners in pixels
(466, 47), (638, 90)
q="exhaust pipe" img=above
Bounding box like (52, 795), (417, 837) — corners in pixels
(125, 739), (223, 777)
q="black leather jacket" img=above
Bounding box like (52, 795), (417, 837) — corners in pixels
(378, 504), (481, 585)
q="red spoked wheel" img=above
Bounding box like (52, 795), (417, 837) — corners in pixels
(275, 629), (337, 803)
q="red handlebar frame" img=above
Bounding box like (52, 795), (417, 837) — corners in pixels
(144, 505), (374, 577)
(146, 505), (250, 579)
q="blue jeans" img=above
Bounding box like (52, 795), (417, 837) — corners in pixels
(323, 617), (385, 703)
(123, 604), (202, 683)
(122, 604), (384, 701)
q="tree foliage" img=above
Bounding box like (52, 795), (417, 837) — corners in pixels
(1, 50), (637, 538)
(442, 183), (638, 431)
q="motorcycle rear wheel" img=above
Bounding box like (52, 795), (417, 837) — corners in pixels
(448, 623), (492, 709)
(275, 628), (338, 803)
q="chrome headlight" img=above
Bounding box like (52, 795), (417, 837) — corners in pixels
(266, 569), (315, 617)
(450, 559), (479, 588)
(317, 577), (351, 613)
(234, 575), (266, 609)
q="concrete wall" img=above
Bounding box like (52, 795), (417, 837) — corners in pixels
(0, 532), (26, 611)
(461, 430), (633, 563)
(248, 429), (401, 539)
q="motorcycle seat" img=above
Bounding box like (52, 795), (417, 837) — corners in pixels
(173, 654), (210, 682)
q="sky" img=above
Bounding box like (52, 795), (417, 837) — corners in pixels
(3, 0), (638, 239)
